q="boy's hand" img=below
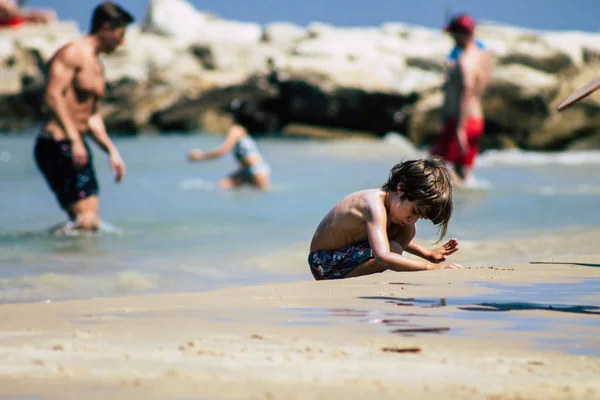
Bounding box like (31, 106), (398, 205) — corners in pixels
(428, 263), (462, 270)
(188, 149), (204, 161)
(428, 238), (459, 263)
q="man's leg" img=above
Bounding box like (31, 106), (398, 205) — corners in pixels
(66, 195), (100, 231)
(459, 119), (484, 187)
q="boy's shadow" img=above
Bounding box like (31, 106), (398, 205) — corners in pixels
(530, 261), (600, 268)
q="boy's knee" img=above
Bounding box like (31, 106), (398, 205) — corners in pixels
(390, 234), (415, 253)
(75, 212), (100, 231)
(389, 240), (404, 254)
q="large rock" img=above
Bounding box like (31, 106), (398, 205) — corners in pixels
(191, 42), (281, 74)
(0, 68), (22, 94)
(477, 24), (576, 73)
(410, 65), (561, 147)
(531, 65), (600, 149)
(280, 55), (407, 93)
(2, 3), (600, 149)
(0, 37), (15, 65)
(407, 90), (444, 144)
(262, 22), (307, 49)
(142, 0), (261, 46)
(102, 81), (184, 132)
(9, 21), (80, 60)
(483, 64), (559, 147)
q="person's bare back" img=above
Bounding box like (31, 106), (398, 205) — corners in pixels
(310, 189), (386, 252)
(432, 14), (493, 186)
(443, 44), (491, 120)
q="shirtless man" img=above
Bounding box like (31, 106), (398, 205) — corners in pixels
(432, 13), (492, 187)
(34, 2), (134, 233)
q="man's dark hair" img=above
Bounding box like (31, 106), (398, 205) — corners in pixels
(382, 156), (454, 240)
(90, 1), (134, 34)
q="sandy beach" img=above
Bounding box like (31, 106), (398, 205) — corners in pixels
(2, 0), (600, 397)
(0, 229), (599, 400)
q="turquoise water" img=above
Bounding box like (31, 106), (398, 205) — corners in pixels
(2, 132), (600, 302)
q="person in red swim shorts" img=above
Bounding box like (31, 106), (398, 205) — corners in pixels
(0, 0), (56, 28)
(431, 13), (492, 187)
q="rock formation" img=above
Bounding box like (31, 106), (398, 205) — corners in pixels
(1, 0), (600, 150)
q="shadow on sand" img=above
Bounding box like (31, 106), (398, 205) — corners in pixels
(530, 261), (600, 268)
(359, 296), (600, 315)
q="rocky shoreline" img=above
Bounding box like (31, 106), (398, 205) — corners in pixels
(2, 0), (600, 150)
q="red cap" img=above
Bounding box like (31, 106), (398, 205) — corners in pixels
(445, 14), (476, 34)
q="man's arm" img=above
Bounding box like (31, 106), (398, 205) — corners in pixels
(44, 45), (89, 168)
(88, 112), (125, 182)
(455, 57), (475, 155)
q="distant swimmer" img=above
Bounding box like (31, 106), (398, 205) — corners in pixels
(187, 99), (271, 191)
(34, 2), (134, 234)
(0, 0), (56, 28)
(431, 13), (492, 188)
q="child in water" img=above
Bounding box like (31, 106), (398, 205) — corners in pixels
(308, 156), (461, 280)
(187, 99), (271, 190)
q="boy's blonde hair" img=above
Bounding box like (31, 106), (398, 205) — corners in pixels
(381, 156), (454, 240)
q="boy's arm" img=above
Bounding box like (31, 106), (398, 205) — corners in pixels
(188, 125), (244, 161)
(366, 202), (435, 271)
(405, 240), (433, 260)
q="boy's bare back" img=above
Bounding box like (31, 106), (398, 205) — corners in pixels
(310, 189), (390, 252)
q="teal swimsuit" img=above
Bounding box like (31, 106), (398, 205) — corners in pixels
(232, 135), (270, 180)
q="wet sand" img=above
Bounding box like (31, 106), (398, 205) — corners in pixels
(0, 236), (599, 399)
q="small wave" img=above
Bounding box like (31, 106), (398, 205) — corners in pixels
(477, 149), (600, 167)
(179, 178), (217, 191)
(457, 179), (493, 192)
(50, 220), (124, 237)
(305, 132), (422, 160)
(0, 220), (124, 240)
(536, 184), (600, 196)
(99, 221), (125, 235)
(382, 131), (420, 153)
(0, 270), (160, 303)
